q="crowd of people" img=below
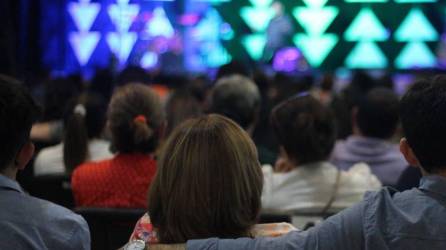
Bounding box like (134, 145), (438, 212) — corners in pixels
(0, 63), (445, 250)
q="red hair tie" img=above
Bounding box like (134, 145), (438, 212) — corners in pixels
(134, 115), (148, 124)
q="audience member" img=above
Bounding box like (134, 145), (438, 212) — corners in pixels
(165, 89), (203, 137)
(72, 83), (164, 208)
(0, 75), (90, 249)
(262, 93), (381, 216)
(34, 92), (112, 176)
(209, 74), (275, 164)
(331, 88), (406, 186)
(125, 115), (294, 249)
(186, 75), (446, 250)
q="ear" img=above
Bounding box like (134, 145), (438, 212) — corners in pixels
(15, 142), (35, 170)
(399, 138), (420, 167)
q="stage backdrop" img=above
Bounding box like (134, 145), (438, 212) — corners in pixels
(40, 0), (446, 75)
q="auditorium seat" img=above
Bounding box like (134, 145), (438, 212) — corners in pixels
(75, 207), (145, 250)
(27, 174), (74, 208)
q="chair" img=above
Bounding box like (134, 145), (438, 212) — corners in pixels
(260, 212), (335, 230)
(27, 174), (74, 208)
(75, 207), (146, 250)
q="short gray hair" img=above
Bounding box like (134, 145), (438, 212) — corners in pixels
(210, 74), (261, 129)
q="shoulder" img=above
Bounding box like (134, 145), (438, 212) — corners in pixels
(71, 158), (112, 184)
(29, 197), (90, 243)
(130, 214), (159, 244)
(341, 163), (382, 189)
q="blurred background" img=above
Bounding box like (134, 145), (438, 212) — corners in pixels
(1, 0), (446, 81)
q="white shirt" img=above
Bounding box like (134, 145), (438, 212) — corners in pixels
(261, 161), (381, 215)
(34, 139), (114, 176)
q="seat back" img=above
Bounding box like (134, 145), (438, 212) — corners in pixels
(75, 207), (146, 250)
(27, 174), (74, 208)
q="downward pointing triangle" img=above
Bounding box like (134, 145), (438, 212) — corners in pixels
(108, 3), (140, 32)
(302, 0), (329, 8)
(242, 34), (267, 60)
(293, 7), (338, 36)
(68, 2), (100, 32)
(294, 34), (338, 67)
(240, 7), (274, 32)
(69, 32), (100, 66)
(106, 32), (137, 63)
(248, 0), (273, 7)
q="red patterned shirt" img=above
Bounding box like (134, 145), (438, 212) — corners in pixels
(71, 153), (157, 208)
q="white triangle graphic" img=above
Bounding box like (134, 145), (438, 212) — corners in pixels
(68, 2), (100, 32)
(106, 32), (138, 63)
(146, 7), (174, 38)
(108, 3), (140, 32)
(69, 32), (100, 66)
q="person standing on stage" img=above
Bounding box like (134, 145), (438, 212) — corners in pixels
(263, 1), (294, 62)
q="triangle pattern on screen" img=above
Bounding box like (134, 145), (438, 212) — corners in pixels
(293, 34), (338, 67)
(69, 32), (100, 66)
(345, 41), (388, 68)
(293, 6), (339, 36)
(395, 42), (437, 69)
(108, 2), (140, 32)
(344, 8), (388, 42)
(106, 32), (138, 63)
(242, 34), (267, 60)
(394, 8), (438, 42)
(68, 1), (100, 32)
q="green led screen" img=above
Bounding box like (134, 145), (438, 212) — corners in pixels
(214, 0), (444, 69)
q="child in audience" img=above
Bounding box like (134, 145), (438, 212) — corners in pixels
(262, 92), (381, 216)
(126, 115), (294, 248)
(72, 83), (164, 208)
(34, 92), (112, 175)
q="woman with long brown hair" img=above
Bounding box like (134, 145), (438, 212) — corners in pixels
(125, 115), (293, 248)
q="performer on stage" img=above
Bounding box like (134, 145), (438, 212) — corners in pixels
(262, 1), (294, 63)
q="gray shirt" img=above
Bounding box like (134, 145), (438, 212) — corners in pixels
(188, 175), (446, 250)
(0, 174), (90, 250)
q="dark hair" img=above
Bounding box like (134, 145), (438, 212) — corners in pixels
(210, 75), (260, 129)
(148, 114), (263, 243)
(356, 88), (399, 139)
(400, 75), (446, 173)
(63, 93), (107, 173)
(0, 75), (41, 170)
(215, 61), (250, 81)
(42, 77), (82, 121)
(165, 89), (202, 136)
(271, 93), (336, 165)
(108, 83), (164, 154)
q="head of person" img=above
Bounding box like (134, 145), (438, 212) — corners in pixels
(400, 75), (446, 175)
(165, 89), (202, 137)
(0, 75), (41, 177)
(209, 74), (261, 133)
(271, 1), (284, 16)
(108, 83), (164, 154)
(271, 93), (336, 166)
(355, 87), (399, 139)
(148, 114), (263, 243)
(63, 92), (107, 173)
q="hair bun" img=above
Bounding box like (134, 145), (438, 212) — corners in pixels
(133, 115), (153, 145)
